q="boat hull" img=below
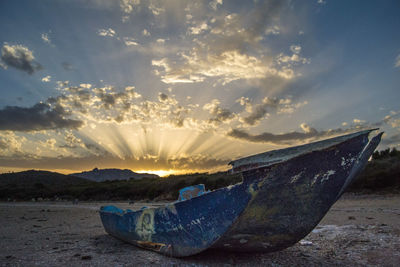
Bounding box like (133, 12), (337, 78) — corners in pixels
(100, 130), (382, 257)
(100, 181), (251, 257)
(212, 131), (382, 251)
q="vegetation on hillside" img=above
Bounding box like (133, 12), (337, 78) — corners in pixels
(0, 171), (242, 201)
(348, 148), (400, 192)
(1, 148), (399, 201)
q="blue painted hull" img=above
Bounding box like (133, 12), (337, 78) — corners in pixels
(100, 130), (382, 257)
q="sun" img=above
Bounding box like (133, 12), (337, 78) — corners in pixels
(136, 169), (179, 177)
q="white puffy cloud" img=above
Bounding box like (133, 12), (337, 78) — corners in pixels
(150, 1), (308, 85)
(353, 118), (366, 124)
(120, 0), (140, 14)
(123, 37), (139, 46)
(290, 45), (302, 54)
(265, 25), (280, 35)
(209, 0), (223, 11)
(97, 28), (116, 37)
(0, 131), (27, 156)
(395, 54), (400, 68)
(188, 22), (209, 35)
(42, 75), (51, 82)
(41, 32), (51, 44)
(142, 29), (151, 36)
(148, 2), (165, 16)
(153, 49), (297, 85)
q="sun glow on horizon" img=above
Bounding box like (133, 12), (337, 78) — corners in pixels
(135, 169), (182, 177)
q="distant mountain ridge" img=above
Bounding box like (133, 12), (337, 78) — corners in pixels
(0, 170), (89, 188)
(70, 168), (159, 182)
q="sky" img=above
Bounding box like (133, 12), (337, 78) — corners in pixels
(0, 0), (399, 176)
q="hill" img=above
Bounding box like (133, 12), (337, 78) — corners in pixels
(348, 148), (400, 192)
(0, 148), (399, 201)
(0, 170), (89, 187)
(70, 168), (159, 182)
(0, 170), (93, 200)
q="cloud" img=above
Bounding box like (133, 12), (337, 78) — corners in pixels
(148, 2), (165, 16)
(209, 0), (223, 11)
(239, 97), (308, 126)
(158, 92), (168, 102)
(203, 99), (235, 126)
(276, 46), (309, 65)
(353, 118), (366, 124)
(290, 45), (302, 54)
(41, 32), (51, 45)
(265, 25), (280, 35)
(152, 49), (295, 84)
(226, 113), (398, 145)
(120, 0), (140, 14)
(142, 29), (150, 36)
(0, 102), (83, 132)
(226, 124), (360, 145)
(382, 133), (400, 147)
(123, 37), (139, 46)
(188, 22), (209, 35)
(0, 43), (42, 74)
(395, 54), (400, 68)
(97, 28), (116, 37)
(42, 75), (51, 82)
(150, 1), (308, 85)
(0, 131), (27, 155)
(52, 83), (197, 129)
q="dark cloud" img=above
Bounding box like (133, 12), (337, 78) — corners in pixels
(208, 108), (234, 125)
(100, 93), (116, 108)
(240, 97), (304, 126)
(0, 103), (83, 131)
(242, 105), (269, 126)
(227, 128), (315, 145)
(158, 92), (168, 101)
(1, 43), (42, 74)
(203, 99), (235, 126)
(227, 124), (370, 145)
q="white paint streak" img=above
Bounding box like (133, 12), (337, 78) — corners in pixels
(290, 171), (303, 183)
(341, 156), (357, 169)
(311, 174), (320, 186)
(320, 170), (336, 183)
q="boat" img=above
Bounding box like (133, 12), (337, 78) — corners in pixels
(99, 129), (382, 257)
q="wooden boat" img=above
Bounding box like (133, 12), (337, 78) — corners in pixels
(100, 129), (382, 257)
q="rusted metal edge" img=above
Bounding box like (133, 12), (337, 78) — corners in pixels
(134, 240), (170, 252)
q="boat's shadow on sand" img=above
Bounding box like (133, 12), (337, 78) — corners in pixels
(92, 234), (322, 265)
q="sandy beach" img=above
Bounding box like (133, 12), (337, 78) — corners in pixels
(1, 194), (400, 266)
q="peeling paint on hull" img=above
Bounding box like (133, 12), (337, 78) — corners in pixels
(100, 130), (382, 257)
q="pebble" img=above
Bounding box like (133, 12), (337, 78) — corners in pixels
(81, 255), (92, 260)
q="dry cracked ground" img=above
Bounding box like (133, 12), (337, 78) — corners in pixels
(1, 194), (400, 266)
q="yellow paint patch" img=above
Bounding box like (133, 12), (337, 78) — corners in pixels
(135, 209), (155, 241)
